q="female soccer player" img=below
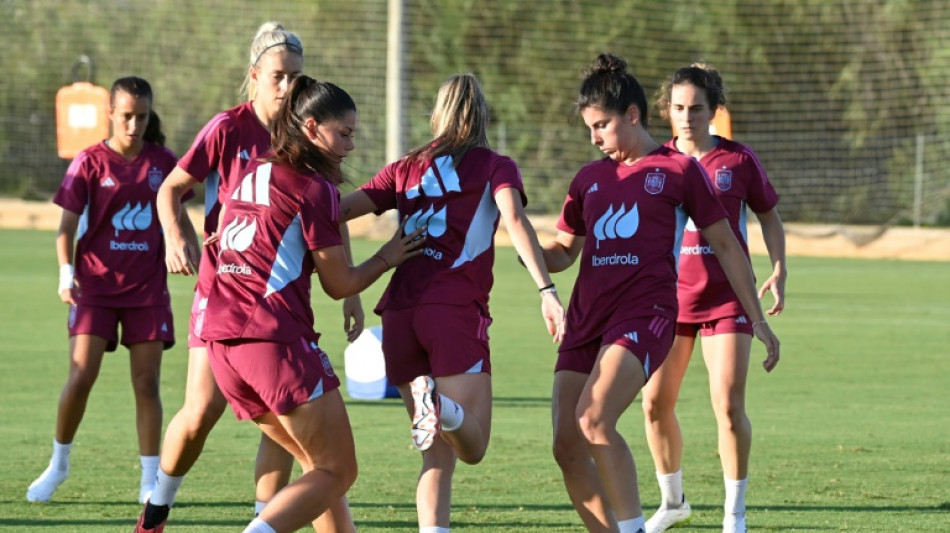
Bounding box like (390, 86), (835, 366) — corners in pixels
(28, 76), (194, 504)
(136, 22), (357, 533)
(340, 73), (565, 532)
(543, 53), (780, 533)
(201, 75), (422, 533)
(641, 64), (786, 533)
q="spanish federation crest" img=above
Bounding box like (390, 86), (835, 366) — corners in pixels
(715, 168), (733, 191)
(644, 172), (666, 195)
(147, 167), (163, 192)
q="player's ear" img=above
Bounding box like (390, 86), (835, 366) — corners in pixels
(626, 104), (640, 126)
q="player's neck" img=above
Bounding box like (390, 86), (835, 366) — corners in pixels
(106, 137), (143, 161)
(620, 133), (660, 166)
(675, 134), (717, 159)
(252, 100), (273, 132)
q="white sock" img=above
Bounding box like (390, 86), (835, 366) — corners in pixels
(140, 455), (159, 487)
(255, 500), (267, 517)
(243, 517), (277, 533)
(420, 527), (450, 533)
(438, 394), (464, 432)
(149, 469), (184, 507)
(723, 476), (748, 515)
(618, 516), (646, 533)
(656, 469), (685, 508)
(51, 439), (72, 470)
(26, 440), (72, 502)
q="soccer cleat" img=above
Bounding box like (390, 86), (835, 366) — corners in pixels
(26, 465), (69, 503)
(410, 375), (440, 451)
(133, 502), (169, 533)
(645, 499), (692, 533)
(723, 512), (747, 533)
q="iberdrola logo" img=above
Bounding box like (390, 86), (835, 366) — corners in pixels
(111, 202), (153, 236)
(592, 203), (639, 249)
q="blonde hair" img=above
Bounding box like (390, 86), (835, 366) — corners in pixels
(406, 73), (490, 163)
(239, 22), (304, 101)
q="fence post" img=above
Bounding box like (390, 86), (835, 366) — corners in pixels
(914, 133), (924, 228)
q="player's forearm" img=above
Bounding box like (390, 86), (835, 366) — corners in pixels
(758, 210), (787, 280)
(507, 215), (554, 289)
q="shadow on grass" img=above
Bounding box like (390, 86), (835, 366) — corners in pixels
(345, 396), (553, 408)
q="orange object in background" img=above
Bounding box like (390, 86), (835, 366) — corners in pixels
(55, 56), (109, 159)
(671, 106), (733, 140)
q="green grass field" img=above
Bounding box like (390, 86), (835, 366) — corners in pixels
(1, 228), (948, 532)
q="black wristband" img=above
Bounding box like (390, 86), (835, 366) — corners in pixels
(538, 283), (556, 293)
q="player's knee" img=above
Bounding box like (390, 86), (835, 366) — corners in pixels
(130, 373), (161, 400)
(552, 422), (586, 468)
(457, 441), (488, 465)
(65, 369), (99, 396)
(576, 411), (611, 448)
(713, 396), (747, 428)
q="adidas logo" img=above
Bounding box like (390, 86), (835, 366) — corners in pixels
(736, 315), (748, 324)
(624, 331), (639, 343)
(406, 155), (461, 199)
(101, 176), (116, 187)
(161, 323), (168, 332)
(232, 163), (272, 206)
(237, 149), (251, 161)
(587, 183), (599, 194)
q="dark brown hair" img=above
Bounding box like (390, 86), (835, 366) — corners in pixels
(269, 75), (355, 183)
(656, 63), (726, 120)
(110, 76), (164, 146)
(576, 53), (649, 128)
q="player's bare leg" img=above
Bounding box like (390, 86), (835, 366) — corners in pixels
(552, 370), (616, 533)
(128, 340), (164, 502)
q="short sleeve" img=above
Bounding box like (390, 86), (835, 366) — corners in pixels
(681, 159), (728, 229)
(556, 173), (587, 236)
(177, 112), (230, 184)
(53, 150), (92, 214)
(741, 148), (780, 213)
(359, 162), (400, 214)
(490, 156), (527, 207)
(301, 179), (344, 251)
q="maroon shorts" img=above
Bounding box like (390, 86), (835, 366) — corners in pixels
(206, 337), (341, 420)
(67, 303), (175, 352)
(555, 315), (675, 380)
(187, 289), (209, 349)
(381, 304), (492, 385)
(675, 314), (754, 338)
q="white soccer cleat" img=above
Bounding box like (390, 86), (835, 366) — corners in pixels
(410, 375), (440, 451)
(723, 512), (747, 533)
(645, 499), (692, 533)
(26, 465), (69, 503)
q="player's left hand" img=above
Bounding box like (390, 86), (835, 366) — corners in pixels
(753, 320), (780, 372)
(540, 291), (566, 343)
(758, 274), (786, 316)
(343, 294), (365, 342)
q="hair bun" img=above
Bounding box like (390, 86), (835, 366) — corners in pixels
(595, 53), (628, 75)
